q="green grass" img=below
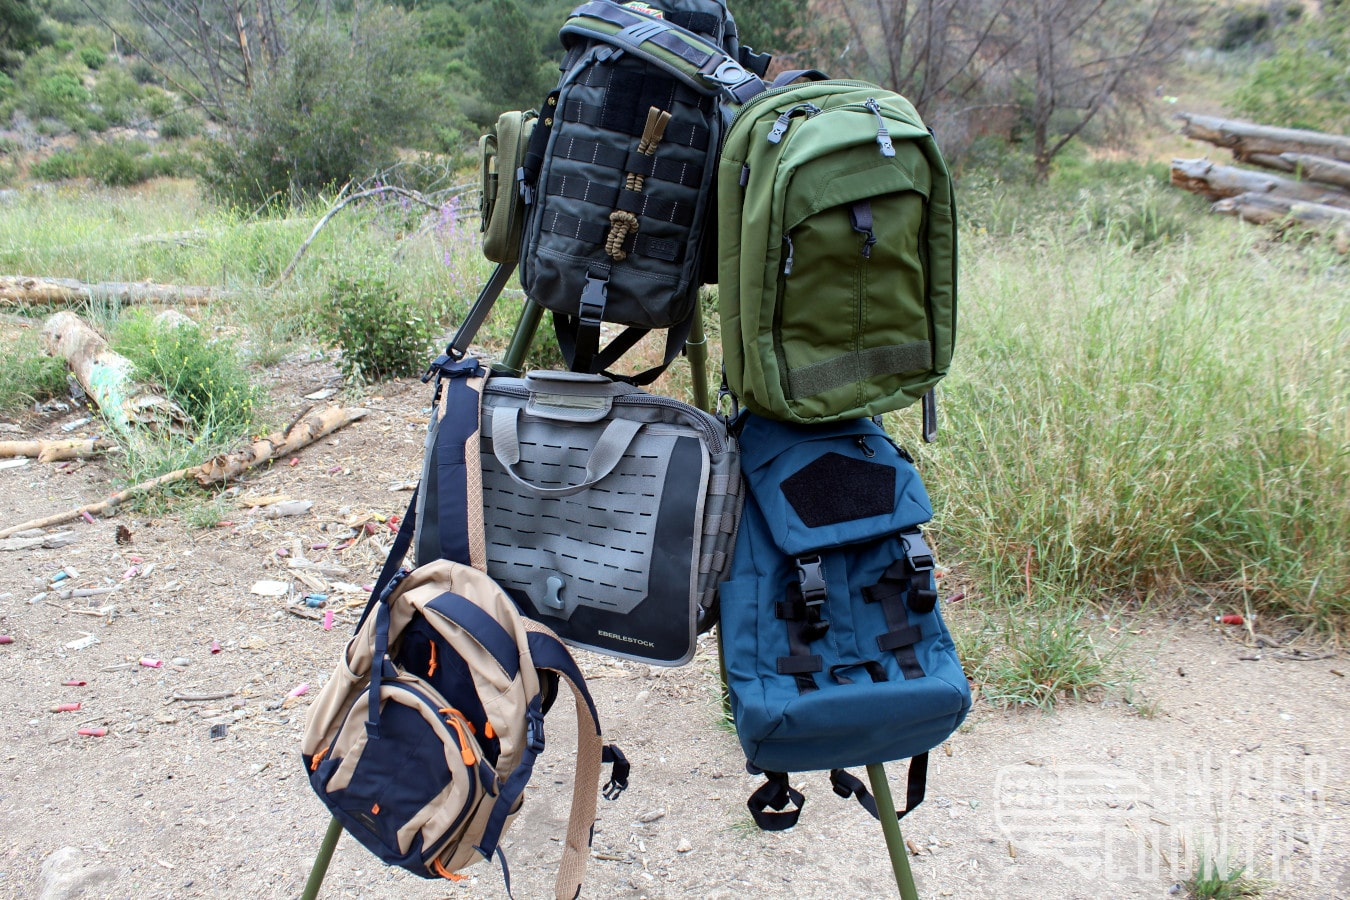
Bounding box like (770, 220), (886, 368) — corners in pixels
(906, 176), (1350, 633)
(0, 329), (70, 414)
(1185, 852), (1267, 898)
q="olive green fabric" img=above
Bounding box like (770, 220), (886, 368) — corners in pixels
(479, 110), (537, 264)
(717, 80), (957, 423)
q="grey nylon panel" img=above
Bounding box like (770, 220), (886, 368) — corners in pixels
(786, 341), (933, 401)
(481, 419), (679, 618)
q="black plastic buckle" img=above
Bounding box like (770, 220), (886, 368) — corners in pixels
(526, 710), (546, 755)
(420, 353), (451, 384)
(795, 555), (827, 606)
(579, 269), (608, 327)
(901, 532), (934, 573)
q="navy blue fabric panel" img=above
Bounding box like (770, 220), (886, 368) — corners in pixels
(430, 375), (481, 567)
(425, 592), (520, 681)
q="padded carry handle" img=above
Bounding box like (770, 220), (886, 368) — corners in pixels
(491, 407), (642, 498)
(522, 370), (639, 422)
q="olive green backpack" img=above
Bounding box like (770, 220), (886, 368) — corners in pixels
(717, 76), (957, 430)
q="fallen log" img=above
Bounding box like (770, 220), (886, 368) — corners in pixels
(1171, 158), (1350, 208)
(195, 404), (369, 484)
(1, 276), (226, 309)
(1273, 153), (1350, 191)
(0, 439), (108, 463)
(1212, 192), (1350, 250)
(1176, 113), (1350, 164)
(40, 311), (193, 437)
(0, 405), (369, 539)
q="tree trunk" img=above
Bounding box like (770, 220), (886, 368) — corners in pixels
(40, 311), (194, 437)
(1274, 153), (1350, 191)
(1170, 158), (1350, 208)
(1176, 113), (1350, 164)
(0, 439), (108, 463)
(0, 276), (224, 309)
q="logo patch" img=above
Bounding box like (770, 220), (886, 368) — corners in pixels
(623, 1), (665, 18)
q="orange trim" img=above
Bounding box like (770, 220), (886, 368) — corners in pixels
(427, 641), (438, 677)
(309, 747), (328, 771)
(484, 720), (496, 740)
(371, 802), (380, 815)
(431, 858), (467, 881)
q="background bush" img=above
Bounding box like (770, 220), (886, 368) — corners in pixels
(313, 270), (437, 383)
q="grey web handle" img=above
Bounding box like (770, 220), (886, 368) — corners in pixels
(491, 407), (642, 498)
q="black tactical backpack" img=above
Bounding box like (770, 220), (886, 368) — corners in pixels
(514, 0), (768, 383)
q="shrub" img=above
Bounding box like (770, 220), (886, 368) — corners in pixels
(111, 311), (265, 438)
(0, 331), (70, 414)
(79, 47), (105, 70)
(31, 70), (88, 119)
(158, 109), (200, 139)
(204, 8), (427, 208)
(30, 149), (82, 181)
(129, 58), (158, 85)
(314, 271), (437, 383)
(1230, 5), (1350, 132)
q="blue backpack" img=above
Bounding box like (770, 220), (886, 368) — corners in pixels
(718, 412), (971, 828)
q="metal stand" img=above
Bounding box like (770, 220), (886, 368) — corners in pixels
(301, 295), (918, 899)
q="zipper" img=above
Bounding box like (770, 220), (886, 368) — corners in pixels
(486, 383), (729, 454)
(766, 103), (821, 144)
(864, 98), (896, 157)
(728, 78), (888, 130)
(782, 234), (794, 276)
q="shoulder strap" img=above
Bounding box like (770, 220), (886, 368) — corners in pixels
(515, 620), (628, 900)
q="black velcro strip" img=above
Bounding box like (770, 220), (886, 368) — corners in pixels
(781, 453), (895, 529)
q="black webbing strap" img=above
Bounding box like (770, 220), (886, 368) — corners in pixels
(829, 758), (929, 822)
(562, 263), (610, 377)
(773, 556), (829, 693)
(563, 97), (711, 152)
(552, 303), (694, 387)
(539, 210), (683, 262)
(746, 770), (804, 831)
(849, 199), (877, 258)
(440, 262), (517, 363)
(922, 388), (939, 443)
(862, 553), (931, 681)
(566, 0), (765, 103)
(545, 173), (694, 228)
(548, 136), (704, 189)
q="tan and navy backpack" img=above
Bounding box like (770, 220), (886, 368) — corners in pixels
(302, 474), (628, 895)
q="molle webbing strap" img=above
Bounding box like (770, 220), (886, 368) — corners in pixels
(562, 97), (711, 152)
(774, 556), (829, 693)
(786, 341), (933, 402)
(547, 135), (704, 189)
(545, 174), (695, 228)
(539, 210), (683, 262)
(862, 565), (925, 680)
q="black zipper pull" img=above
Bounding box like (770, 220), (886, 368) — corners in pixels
(856, 435), (876, 458)
(865, 98), (895, 157)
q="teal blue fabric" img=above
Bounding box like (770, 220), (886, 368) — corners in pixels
(720, 413), (971, 773)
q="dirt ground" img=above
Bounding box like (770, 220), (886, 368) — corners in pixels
(0, 352), (1346, 900)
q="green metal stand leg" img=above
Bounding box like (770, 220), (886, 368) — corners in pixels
(301, 816), (343, 900)
(498, 299), (545, 376)
(867, 763), (920, 900)
(686, 305), (709, 412)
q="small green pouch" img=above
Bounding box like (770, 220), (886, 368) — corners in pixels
(478, 109), (537, 264)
